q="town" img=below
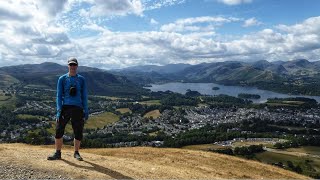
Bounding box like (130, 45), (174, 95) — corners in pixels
(1, 87), (320, 147)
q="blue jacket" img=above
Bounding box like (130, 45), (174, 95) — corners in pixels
(56, 73), (88, 119)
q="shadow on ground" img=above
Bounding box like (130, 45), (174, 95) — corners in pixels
(61, 159), (134, 179)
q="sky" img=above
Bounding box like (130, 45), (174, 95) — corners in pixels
(0, 0), (320, 69)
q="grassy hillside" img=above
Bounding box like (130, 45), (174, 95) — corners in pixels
(0, 143), (310, 179)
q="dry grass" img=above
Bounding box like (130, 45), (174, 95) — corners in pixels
(0, 143), (310, 179)
(85, 112), (119, 130)
(143, 110), (161, 119)
(116, 108), (132, 114)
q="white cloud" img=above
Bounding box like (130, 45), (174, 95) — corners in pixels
(217, 0), (253, 5)
(243, 17), (262, 27)
(150, 18), (159, 25)
(83, 0), (144, 17)
(36, 0), (68, 17)
(160, 16), (240, 33)
(0, 1), (320, 69)
(143, 0), (186, 10)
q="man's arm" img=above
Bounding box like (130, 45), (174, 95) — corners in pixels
(56, 76), (63, 119)
(81, 77), (89, 120)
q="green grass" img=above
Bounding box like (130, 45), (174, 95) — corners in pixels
(24, 84), (50, 89)
(266, 103), (299, 107)
(269, 125), (309, 131)
(286, 146), (320, 156)
(0, 95), (16, 109)
(232, 141), (273, 147)
(85, 112), (119, 130)
(47, 121), (84, 135)
(0, 74), (20, 88)
(47, 112), (119, 134)
(16, 114), (47, 120)
(181, 144), (229, 151)
(0, 94), (12, 101)
(255, 149), (320, 177)
(139, 100), (161, 105)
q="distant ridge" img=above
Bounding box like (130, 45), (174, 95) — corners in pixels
(0, 62), (148, 96)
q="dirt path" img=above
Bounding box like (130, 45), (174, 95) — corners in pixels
(0, 143), (310, 179)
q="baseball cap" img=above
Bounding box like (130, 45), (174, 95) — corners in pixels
(68, 57), (78, 65)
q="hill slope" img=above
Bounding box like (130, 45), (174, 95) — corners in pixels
(0, 62), (147, 96)
(0, 143), (309, 179)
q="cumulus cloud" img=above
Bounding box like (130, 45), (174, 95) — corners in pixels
(71, 16), (320, 68)
(37, 0), (68, 17)
(160, 16), (240, 33)
(0, 0), (320, 69)
(144, 0), (186, 10)
(150, 18), (159, 25)
(83, 0), (144, 17)
(217, 0), (253, 5)
(0, 7), (31, 21)
(243, 17), (262, 27)
(0, 0), (73, 67)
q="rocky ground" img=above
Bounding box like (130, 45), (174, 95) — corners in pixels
(0, 163), (69, 179)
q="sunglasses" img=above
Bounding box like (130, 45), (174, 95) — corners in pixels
(69, 63), (78, 66)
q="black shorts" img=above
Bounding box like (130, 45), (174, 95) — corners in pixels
(55, 105), (84, 141)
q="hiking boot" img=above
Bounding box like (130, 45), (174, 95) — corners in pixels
(47, 152), (61, 160)
(74, 152), (83, 161)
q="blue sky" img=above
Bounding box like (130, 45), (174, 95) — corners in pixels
(0, 0), (320, 69)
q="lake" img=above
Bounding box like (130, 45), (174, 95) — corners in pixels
(145, 82), (320, 103)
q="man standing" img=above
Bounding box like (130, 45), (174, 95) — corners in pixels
(48, 57), (88, 161)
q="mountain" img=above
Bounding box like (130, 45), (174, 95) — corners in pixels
(0, 63), (148, 96)
(251, 60), (272, 70)
(111, 71), (175, 85)
(0, 143), (308, 179)
(177, 61), (284, 84)
(116, 63), (192, 74)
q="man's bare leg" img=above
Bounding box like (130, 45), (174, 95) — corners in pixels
(74, 139), (83, 161)
(56, 138), (63, 151)
(74, 139), (81, 151)
(47, 138), (63, 160)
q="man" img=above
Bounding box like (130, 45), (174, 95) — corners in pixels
(48, 57), (88, 161)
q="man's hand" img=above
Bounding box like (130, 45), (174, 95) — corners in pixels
(56, 111), (61, 122)
(84, 112), (89, 121)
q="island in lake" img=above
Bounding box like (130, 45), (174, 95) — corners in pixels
(238, 93), (261, 99)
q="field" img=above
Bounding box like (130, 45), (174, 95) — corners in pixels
(85, 112), (119, 130)
(255, 148), (320, 176)
(16, 114), (48, 121)
(143, 110), (161, 119)
(24, 84), (51, 89)
(47, 112), (119, 135)
(139, 100), (161, 105)
(0, 94), (12, 101)
(266, 100), (307, 107)
(0, 94), (16, 108)
(232, 141), (277, 148)
(286, 146), (320, 156)
(182, 144), (229, 151)
(269, 124), (312, 131)
(116, 108), (132, 114)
